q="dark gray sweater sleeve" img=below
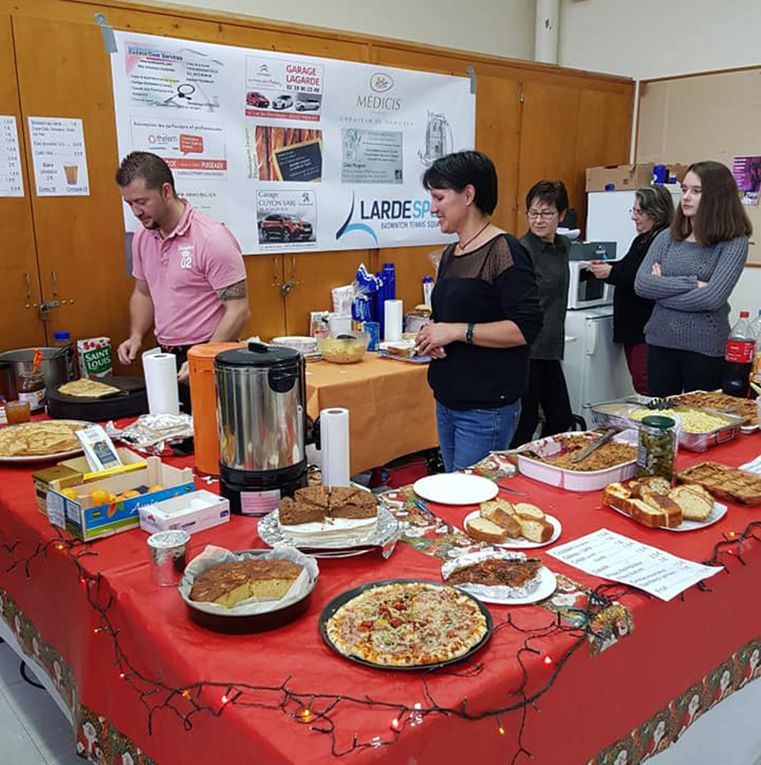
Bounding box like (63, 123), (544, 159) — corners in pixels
(634, 229), (697, 299)
(658, 236), (749, 312)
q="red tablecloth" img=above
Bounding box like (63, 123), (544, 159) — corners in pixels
(1, 437), (760, 765)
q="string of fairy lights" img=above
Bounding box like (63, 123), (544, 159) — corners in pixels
(0, 517), (760, 762)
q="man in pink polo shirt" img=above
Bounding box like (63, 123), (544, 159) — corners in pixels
(115, 152), (250, 410)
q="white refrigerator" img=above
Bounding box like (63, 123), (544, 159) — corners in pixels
(562, 306), (634, 426)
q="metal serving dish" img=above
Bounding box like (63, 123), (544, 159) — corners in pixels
(180, 549), (318, 634)
(590, 398), (744, 453)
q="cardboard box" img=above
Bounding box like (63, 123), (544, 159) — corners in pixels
(586, 163), (655, 192)
(59, 448), (147, 479)
(138, 490), (230, 535)
(76, 337), (113, 378)
(46, 456), (194, 541)
(32, 465), (83, 513)
(31, 448), (147, 514)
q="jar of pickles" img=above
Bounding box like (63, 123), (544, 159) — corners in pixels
(637, 415), (677, 481)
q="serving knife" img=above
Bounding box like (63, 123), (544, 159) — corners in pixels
(570, 428), (617, 464)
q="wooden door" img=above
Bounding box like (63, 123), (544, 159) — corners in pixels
(12, 14), (133, 359)
(0, 10), (45, 351)
(574, 88), (632, 231)
(475, 75), (522, 234)
(517, 80), (580, 226)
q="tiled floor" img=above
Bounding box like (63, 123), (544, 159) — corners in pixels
(0, 641), (81, 765)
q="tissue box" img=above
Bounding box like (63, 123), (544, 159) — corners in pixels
(46, 456), (194, 541)
(138, 490), (230, 535)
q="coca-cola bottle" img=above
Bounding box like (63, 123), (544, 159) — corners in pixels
(722, 310), (755, 398)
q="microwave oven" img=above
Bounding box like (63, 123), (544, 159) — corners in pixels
(567, 242), (617, 310)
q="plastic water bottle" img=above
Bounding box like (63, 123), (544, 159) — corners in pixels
(422, 276), (433, 307)
(722, 311), (755, 398)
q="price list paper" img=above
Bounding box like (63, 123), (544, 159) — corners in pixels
(0, 115), (24, 197)
(547, 529), (723, 601)
(28, 116), (90, 196)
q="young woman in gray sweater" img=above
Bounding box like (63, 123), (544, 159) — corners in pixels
(634, 161), (752, 396)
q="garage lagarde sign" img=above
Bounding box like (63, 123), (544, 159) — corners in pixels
(110, 31), (475, 254)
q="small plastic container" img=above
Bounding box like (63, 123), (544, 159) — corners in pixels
(636, 415), (677, 481)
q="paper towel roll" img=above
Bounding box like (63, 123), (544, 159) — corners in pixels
(384, 299), (403, 342)
(143, 352), (180, 415)
(320, 407), (350, 487)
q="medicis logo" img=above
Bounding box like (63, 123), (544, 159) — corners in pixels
(335, 193), (438, 244)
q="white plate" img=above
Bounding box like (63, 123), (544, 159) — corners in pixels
(462, 510), (561, 548)
(413, 473), (498, 505)
(454, 567), (558, 605)
(607, 501), (727, 532)
(0, 420), (88, 463)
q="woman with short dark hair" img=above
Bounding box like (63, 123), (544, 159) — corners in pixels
(509, 180), (573, 447)
(416, 151), (542, 471)
(634, 161), (752, 396)
(588, 185), (675, 394)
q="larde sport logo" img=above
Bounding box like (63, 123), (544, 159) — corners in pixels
(335, 193), (379, 245)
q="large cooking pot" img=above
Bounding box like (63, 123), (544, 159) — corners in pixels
(0, 347), (68, 393)
(0, 361), (16, 402)
(214, 342), (306, 473)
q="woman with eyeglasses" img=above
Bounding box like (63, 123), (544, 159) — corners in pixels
(634, 161), (752, 396)
(415, 151), (542, 471)
(510, 180), (574, 447)
(587, 186), (674, 395)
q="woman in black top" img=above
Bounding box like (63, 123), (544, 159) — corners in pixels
(416, 151), (542, 472)
(588, 185), (674, 395)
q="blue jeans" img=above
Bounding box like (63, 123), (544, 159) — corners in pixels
(436, 401), (522, 472)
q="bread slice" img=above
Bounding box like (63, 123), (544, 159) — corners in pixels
(464, 516), (508, 544)
(631, 476), (672, 498)
(480, 499), (521, 537)
(669, 485), (713, 522)
(603, 483), (631, 510)
(516, 516), (554, 544)
(679, 483), (714, 505)
(512, 502), (545, 520)
(640, 494), (682, 527)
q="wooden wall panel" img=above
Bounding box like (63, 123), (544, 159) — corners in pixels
(284, 249), (372, 335)
(0, 11), (46, 350)
(12, 14), (134, 358)
(574, 88), (632, 223)
(517, 81), (580, 222)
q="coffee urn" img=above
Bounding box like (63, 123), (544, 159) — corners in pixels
(215, 342), (308, 514)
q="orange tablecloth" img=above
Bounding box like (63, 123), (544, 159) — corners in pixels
(305, 354), (437, 473)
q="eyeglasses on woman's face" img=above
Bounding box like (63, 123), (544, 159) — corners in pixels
(526, 209), (558, 220)
(629, 207), (645, 216)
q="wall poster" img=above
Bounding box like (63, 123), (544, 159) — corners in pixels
(110, 31), (475, 254)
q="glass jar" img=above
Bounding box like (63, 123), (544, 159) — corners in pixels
(17, 370), (46, 412)
(637, 415), (677, 481)
(5, 400), (31, 424)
